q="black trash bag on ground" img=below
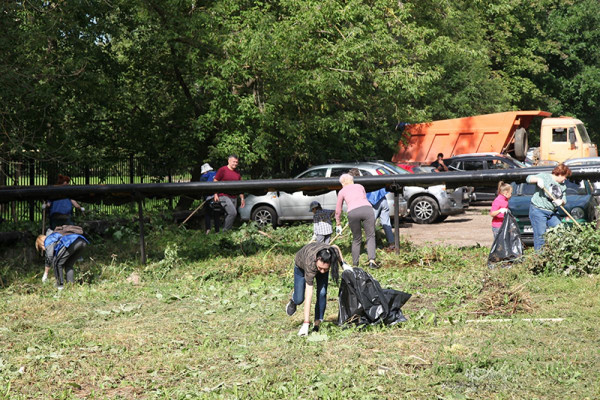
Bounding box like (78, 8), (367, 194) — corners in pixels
(488, 211), (523, 267)
(337, 267), (412, 326)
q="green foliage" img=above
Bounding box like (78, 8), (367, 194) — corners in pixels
(3, 0), (600, 174)
(529, 223), (600, 275)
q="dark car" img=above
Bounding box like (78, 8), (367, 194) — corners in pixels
(444, 153), (526, 201)
(508, 179), (600, 245)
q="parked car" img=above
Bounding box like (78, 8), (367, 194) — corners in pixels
(508, 179), (600, 245)
(444, 153), (526, 201)
(239, 161), (468, 226)
(564, 158), (600, 194)
(375, 160), (470, 224)
(238, 162), (407, 227)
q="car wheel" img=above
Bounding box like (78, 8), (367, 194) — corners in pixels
(514, 127), (528, 161)
(251, 205), (278, 228)
(410, 196), (440, 224)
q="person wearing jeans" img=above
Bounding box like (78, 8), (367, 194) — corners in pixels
(285, 242), (346, 336)
(369, 189), (395, 247)
(526, 164), (571, 251)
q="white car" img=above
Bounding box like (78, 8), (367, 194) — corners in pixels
(239, 161), (468, 226)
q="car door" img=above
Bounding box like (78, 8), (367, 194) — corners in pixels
(278, 168), (328, 220)
(322, 167), (375, 210)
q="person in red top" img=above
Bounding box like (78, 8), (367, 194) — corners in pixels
(213, 155), (245, 231)
(489, 181), (513, 238)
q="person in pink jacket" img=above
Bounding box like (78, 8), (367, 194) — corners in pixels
(489, 181), (513, 238)
(335, 174), (379, 269)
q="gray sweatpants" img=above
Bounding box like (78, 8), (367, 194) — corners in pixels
(220, 196), (238, 231)
(348, 205), (376, 266)
(53, 238), (87, 287)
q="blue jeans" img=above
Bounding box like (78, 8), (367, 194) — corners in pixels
(373, 198), (395, 245)
(529, 204), (561, 251)
(292, 265), (329, 321)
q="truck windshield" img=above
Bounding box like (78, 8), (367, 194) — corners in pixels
(577, 123), (591, 143)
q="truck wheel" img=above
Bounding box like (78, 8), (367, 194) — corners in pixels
(410, 196), (440, 224)
(514, 127), (528, 161)
(251, 206), (278, 228)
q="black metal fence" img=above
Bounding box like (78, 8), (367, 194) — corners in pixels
(0, 156), (192, 224)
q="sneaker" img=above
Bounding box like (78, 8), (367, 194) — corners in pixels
(42, 275), (48, 283)
(286, 299), (297, 316)
(369, 260), (381, 269)
(57, 286), (64, 291)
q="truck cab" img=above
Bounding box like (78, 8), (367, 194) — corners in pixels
(540, 117), (598, 162)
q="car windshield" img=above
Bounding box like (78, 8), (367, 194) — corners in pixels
(519, 179), (588, 196)
(504, 155), (526, 168)
(378, 161), (410, 175)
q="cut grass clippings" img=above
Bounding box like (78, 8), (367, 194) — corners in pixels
(1, 223), (599, 399)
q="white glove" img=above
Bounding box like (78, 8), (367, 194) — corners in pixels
(342, 261), (353, 272)
(298, 322), (310, 336)
(41, 203), (47, 210)
(553, 199), (564, 207)
(80, 207), (85, 213)
(336, 226), (342, 235)
(537, 180), (545, 189)
(311, 234), (317, 242)
(498, 208), (508, 214)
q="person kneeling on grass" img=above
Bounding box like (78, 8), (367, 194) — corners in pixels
(286, 242), (349, 336)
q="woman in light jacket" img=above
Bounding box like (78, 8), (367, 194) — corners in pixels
(335, 174), (379, 269)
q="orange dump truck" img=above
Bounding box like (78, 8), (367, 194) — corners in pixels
(393, 111), (597, 164)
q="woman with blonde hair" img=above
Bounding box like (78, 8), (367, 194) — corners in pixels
(335, 174), (379, 269)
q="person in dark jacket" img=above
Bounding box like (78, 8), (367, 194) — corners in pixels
(200, 163), (220, 234)
(44, 175), (84, 229)
(36, 228), (88, 290)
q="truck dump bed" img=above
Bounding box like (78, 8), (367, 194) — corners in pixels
(393, 111), (551, 164)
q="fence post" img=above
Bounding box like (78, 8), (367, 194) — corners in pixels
(168, 172), (173, 210)
(29, 160), (35, 221)
(129, 154), (134, 184)
(85, 165), (90, 185)
(137, 197), (147, 264)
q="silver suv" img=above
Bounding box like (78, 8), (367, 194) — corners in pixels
(238, 161), (467, 226)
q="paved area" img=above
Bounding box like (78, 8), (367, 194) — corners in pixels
(398, 206), (494, 247)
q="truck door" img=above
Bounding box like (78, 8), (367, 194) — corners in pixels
(547, 126), (580, 161)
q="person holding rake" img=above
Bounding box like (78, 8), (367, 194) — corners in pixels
(526, 163), (572, 251)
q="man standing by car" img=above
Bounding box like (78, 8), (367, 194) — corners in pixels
(430, 153), (449, 172)
(213, 155), (245, 231)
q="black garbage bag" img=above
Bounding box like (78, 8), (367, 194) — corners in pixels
(337, 267), (412, 326)
(488, 211), (524, 267)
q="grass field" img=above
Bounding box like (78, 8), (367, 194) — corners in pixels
(1, 223), (599, 399)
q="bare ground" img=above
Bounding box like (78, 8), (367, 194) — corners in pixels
(399, 205), (494, 247)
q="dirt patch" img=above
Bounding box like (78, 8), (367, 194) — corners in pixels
(399, 206), (495, 247)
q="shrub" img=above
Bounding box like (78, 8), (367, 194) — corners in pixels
(529, 223), (600, 275)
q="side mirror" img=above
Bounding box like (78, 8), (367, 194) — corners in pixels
(568, 127), (577, 144)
